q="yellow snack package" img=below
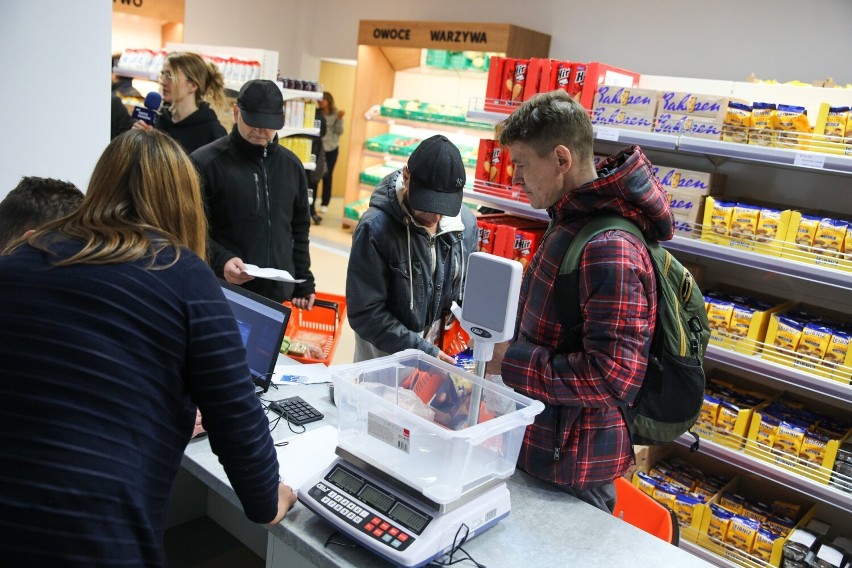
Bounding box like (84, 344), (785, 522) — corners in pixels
(755, 208), (783, 244)
(699, 394), (722, 428)
(748, 102), (777, 147)
(707, 503), (734, 540)
(795, 322), (833, 365)
(722, 102), (752, 143)
(707, 299), (735, 335)
(799, 431), (829, 465)
(651, 485), (677, 510)
(773, 314), (806, 354)
(775, 104), (811, 149)
(822, 106), (850, 143)
(729, 303), (758, 339)
(793, 214), (822, 254)
(773, 419), (808, 456)
(720, 492), (746, 515)
(726, 515), (760, 553)
(771, 500), (801, 520)
(813, 218), (849, 258)
(752, 528), (781, 561)
(843, 228), (852, 261)
(824, 329), (850, 367)
(635, 471), (660, 496)
(710, 200), (736, 236)
(715, 401), (742, 435)
(754, 414), (781, 450)
(674, 493), (703, 526)
(741, 503), (771, 524)
(730, 204), (760, 239)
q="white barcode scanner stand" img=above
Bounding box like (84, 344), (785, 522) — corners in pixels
(450, 252), (524, 427)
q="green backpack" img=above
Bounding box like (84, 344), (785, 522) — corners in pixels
(555, 214), (710, 449)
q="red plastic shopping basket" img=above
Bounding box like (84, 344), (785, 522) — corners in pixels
(283, 292), (346, 366)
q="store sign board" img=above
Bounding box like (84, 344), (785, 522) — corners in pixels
(113, 0), (184, 23)
(358, 20), (511, 52)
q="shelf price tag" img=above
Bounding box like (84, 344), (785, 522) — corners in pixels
(595, 127), (620, 142)
(794, 152), (825, 170)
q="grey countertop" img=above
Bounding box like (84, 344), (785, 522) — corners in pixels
(182, 380), (714, 568)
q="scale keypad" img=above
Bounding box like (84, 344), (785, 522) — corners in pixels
(308, 483), (414, 551)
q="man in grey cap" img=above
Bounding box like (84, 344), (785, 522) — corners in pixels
(192, 79), (316, 308)
(346, 134), (478, 363)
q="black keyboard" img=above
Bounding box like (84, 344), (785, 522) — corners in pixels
(269, 396), (324, 426)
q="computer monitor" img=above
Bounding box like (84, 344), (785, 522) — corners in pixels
(220, 280), (291, 394)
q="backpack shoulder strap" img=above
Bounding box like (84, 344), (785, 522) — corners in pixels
(555, 214), (649, 352)
(559, 215), (647, 277)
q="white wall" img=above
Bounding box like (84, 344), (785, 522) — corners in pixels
(187, 0), (852, 86)
(0, 1), (111, 200)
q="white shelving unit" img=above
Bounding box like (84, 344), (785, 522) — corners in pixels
(466, 107), (852, 568)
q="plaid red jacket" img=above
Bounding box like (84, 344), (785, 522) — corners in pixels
(501, 145), (674, 490)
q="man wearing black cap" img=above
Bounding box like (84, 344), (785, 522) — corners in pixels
(346, 135), (478, 363)
(192, 79), (316, 308)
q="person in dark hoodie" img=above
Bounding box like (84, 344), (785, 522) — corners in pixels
(133, 51), (226, 154)
(485, 90), (674, 513)
(346, 135), (478, 364)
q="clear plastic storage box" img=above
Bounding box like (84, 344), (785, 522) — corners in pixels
(331, 350), (545, 504)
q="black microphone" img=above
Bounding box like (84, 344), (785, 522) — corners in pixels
(132, 92), (162, 124)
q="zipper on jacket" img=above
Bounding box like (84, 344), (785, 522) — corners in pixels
(261, 157), (272, 268)
(553, 406), (562, 461)
(254, 173), (261, 214)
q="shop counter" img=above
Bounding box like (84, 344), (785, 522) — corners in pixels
(180, 380), (713, 568)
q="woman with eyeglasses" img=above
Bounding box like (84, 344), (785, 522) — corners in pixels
(133, 51), (227, 154)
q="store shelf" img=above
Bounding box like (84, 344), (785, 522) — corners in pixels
(113, 67), (159, 82)
(675, 434), (852, 513)
(368, 113), (494, 137)
(281, 88), (322, 102)
(678, 540), (736, 568)
(467, 107), (852, 178)
(278, 126), (320, 138)
(463, 187), (548, 221)
(678, 136), (852, 177)
(664, 233), (852, 291)
(705, 344), (851, 404)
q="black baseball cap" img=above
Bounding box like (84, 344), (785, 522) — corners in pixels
(407, 135), (466, 216)
(237, 80), (285, 129)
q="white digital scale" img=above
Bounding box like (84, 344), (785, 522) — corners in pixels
(298, 447), (511, 567)
(298, 254), (524, 567)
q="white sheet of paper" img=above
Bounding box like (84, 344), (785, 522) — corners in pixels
(243, 264), (306, 283)
(277, 424), (338, 490)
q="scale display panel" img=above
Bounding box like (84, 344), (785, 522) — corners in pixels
(299, 458), (511, 568)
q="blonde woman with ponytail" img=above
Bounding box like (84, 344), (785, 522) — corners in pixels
(133, 51), (228, 153)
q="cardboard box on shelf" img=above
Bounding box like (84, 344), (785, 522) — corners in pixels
(657, 91), (728, 120)
(577, 62), (640, 110)
(654, 112), (723, 140)
(591, 105), (655, 132)
(593, 85), (660, 115)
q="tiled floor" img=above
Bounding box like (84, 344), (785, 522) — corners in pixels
(304, 196), (356, 366)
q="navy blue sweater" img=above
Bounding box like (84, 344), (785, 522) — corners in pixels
(0, 239), (280, 566)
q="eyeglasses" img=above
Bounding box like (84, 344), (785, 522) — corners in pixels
(158, 70), (174, 81)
